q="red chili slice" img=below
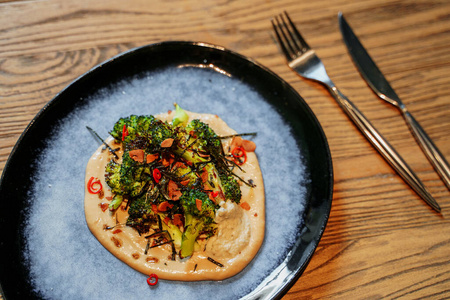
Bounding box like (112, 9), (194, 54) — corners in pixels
(87, 177), (103, 194)
(153, 168), (162, 183)
(157, 201), (174, 212)
(231, 146), (245, 158)
(147, 273), (158, 286)
(196, 199), (203, 211)
(231, 146), (247, 166)
(122, 124), (129, 141)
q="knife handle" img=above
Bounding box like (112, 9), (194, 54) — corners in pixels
(328, 86), (440, 212)
(403, 110), (450, 191)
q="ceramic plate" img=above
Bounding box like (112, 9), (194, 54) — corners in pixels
(0, 41), (332, 299)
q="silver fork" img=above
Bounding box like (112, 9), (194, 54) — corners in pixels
(272, 12), (441, 212)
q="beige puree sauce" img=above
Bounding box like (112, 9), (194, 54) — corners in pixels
(84, 111), (265, 281)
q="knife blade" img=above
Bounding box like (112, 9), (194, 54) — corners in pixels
(339, 12), (450, 195)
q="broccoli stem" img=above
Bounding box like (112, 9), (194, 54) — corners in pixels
(161, 220), (183, 248)
(180, 214), (202, 258)
(172, 103), (189, 126)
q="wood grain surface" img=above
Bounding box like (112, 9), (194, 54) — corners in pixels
(1, 0), (449, 299)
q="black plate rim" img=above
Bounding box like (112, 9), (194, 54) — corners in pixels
(0, 41), (333, 300)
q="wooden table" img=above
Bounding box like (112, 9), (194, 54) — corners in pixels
(1, 0), (449, 298)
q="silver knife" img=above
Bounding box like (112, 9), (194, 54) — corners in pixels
(337, 12), (442, 212)
(339, 12), (450, 193)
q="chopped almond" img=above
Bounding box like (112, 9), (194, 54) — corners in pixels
(240, 202), (251, 211)
(230, 136), (243, 149)
(172, 214), (183, 227)
(161, 138), (174, 148)
(161, 153), (175, 167)
(168, 180), (182, 201)
(196, 199), (203, 211)
(180, 179), (191, 186)
(129, 149), (145, 163)
(158, 201), (174, 212)
(151, 204), (158, 214)
(200, 168), (208, 183)
(146, 153), (159, 163)
(99, 203), (108, 212)
(242, 140), (256, 152)
(173, 161), (187, 169)
(162, 157), (170, 167)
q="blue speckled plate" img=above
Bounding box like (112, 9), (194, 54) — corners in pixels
(0, 41), (332, 299)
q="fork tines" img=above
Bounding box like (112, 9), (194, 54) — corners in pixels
(272, 12), (310, 60)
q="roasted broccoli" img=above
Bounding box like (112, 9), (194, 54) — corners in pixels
(171, 161), (200, 188)
(179, 188), (217, 258)
(126, 193), (158, 234)
(105, 152), (149, 197)
(110, 115), (173, 152)
(126, 184), (183, 247)
(105, 160), (121, 194)
(219, 173), (242, 204)
(102, 104), (251, 260)
(172, 103), (189, 127)
(185, 119), (222, 156)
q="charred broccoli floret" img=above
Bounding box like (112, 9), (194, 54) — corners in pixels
(126, 193), (158, 234)
(200, 163), (242, 204)
(101, 104), (253, 260)
(219, 173), (242, 204)
(110, 115), (153, 143)
(105, 160), (121, 194)
(185, 119), (222, 155)
(171, 162), (200, 188)
(126, 184), (183, 247)
(121, 152), (150, 197)
(179, 188), (217, 258)
(170, 118), (224, 167)
(110, 115), (173, 152)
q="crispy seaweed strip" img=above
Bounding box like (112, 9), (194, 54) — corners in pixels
(207, 257), (224, 267)
(144, 239), (151, 255)
(234, 173), (256, 188)
(149, 240), (174, 249)
(178, 136), (200, 157)
(86, 126), (119, 159)
(104, 223), (127, 230)
(144, 230), (175, 253)
(124, 197), (132, 210)
(145, 230), (170, 239)
(157, 215), (163, 231)
(219, 132), (257, 139)
(170, 241), (177, 261)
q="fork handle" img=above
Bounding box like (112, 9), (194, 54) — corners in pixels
(328, 86), (441, 212)
(403, 110), (450, 191)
